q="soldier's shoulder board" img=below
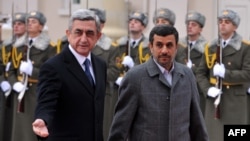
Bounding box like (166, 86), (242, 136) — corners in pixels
(111, 41), (119, 47)
(50, 41), (56, 47)
(242, 40), (250, 45)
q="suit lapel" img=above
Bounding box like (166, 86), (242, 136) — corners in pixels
(91, 54), (101, 98)
(171, 62), (185, 89)
(146, 58), (185, 89)
(63, 47), (94, 94)
(146, 57), (171, 87)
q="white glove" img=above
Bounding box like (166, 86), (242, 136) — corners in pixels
(1, 81), (11, 92)
(13, 82), (25, 93)
(213, 63), (225, 78)
(207, 86), (222, 98)
(122, 56), (134, 69)
(247, 87), (250, 95)
(186, 59), (192, 69)
(115, 76), (123, 86)
(19, 60), (33, 76)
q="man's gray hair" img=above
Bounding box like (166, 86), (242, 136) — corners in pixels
(68, 9), (101, 33)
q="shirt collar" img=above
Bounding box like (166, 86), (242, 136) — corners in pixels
(68, 44), (92, 66)
(153, 58), (174, 74)
(130, 37), (142, 46)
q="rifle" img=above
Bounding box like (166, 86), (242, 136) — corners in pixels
(17, 0), (29, 113)
(69, 0), (72, 17)
(124, 0), (131, 73)
(214, 2), (222, 119)
(186, 36), (191, 63)
(125, 0), (131, 57)
(185, 2), (190, 63)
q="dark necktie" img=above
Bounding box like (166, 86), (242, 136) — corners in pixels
(84, 59), (94, 86)
(189, 42), (193, 49)
(29, 39), (33, 46)
(223, 41), (226, 47)
(131, 41), (136, 48)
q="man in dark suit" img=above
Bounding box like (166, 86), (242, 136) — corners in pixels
(32, 9), (106, 141)
(108, 25), (208, 141)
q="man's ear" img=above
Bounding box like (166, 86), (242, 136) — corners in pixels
(66, 29), (70, 37)
(97, 32), (102, 40)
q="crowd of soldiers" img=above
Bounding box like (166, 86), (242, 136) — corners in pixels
(0, 6), (250, 141)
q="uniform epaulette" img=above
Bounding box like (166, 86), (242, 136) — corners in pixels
(242, 39), (250, 45)
(111, 41), (119, 47)
(50, 41), (56, 47)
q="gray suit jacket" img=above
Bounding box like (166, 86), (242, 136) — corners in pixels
(108, 57), (208, 141)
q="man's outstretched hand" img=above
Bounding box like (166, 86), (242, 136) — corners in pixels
(32, 119), (49, 138)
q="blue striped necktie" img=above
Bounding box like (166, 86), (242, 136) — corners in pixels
(84, 59), (94, 87)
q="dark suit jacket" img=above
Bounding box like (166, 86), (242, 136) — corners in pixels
(35, 46), (107, 141)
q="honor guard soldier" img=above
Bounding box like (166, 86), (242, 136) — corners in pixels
(177, 11), (207, 115)
(89, 8), (119, 141)
(6, 10), (56, 141)
(196, 9), (250, 141)
(0, 12), (27, 141)
(115, 11), (151, 86)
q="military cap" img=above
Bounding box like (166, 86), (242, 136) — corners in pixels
(129, 11), (148, 27)
(153, 8), (176, 26)
(218, 9), (240, 27)
(89, 8), (106, 23)
(12, 12), (27, 24)
(27, 11), (46, 25)
(185, 11), (206, 28)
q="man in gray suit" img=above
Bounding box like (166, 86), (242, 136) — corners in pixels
(108, 25), (208, 141)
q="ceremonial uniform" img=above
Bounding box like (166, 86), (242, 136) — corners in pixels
(113, 34), (150, 107)
(0, 35), (19, 141)
(176, 11), (207, 115)
(109, 11), (151, 141)
(114, 11), (150, 74)
(177, 36), (207, 114)
(7, 11), (56, 141)
(196, 9), (250, 141)
(0, 12), (27, 141)
(114, 35), (150, 69)
(177, 36), (207, 67)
